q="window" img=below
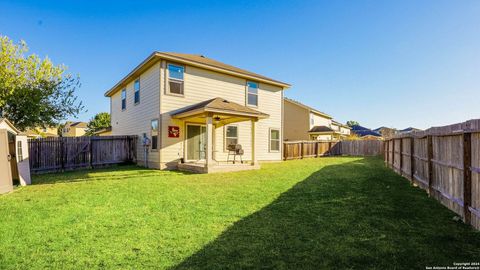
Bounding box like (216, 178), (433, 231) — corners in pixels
(134, 79), (140, 104)
(17, 141), (23, 162)
(151, 119), (159, 150)
(246, 81), (258, 106)
(270, 129), (280, 152)
(168, 64), (184, 95)
(310, 117), (314, 125)
(225, 125), (238, 150)
(121, 89), (126, 110)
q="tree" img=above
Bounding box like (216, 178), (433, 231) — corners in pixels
(345, 133), (361, 141)
(346, 120), (359, 127)
(86, 112), (110, 135)
(57, 123), (65, 137)
(0, 36), (84, 130)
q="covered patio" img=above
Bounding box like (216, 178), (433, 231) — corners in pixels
(171, 97), (268, 173)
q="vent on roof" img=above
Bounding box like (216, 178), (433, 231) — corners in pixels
(200, 55), (206, 58)
(222, 99), (229, 103)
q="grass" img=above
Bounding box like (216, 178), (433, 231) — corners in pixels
(0, 157), (479, 269)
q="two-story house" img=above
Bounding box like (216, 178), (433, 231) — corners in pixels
(62, 121), (88, 137)
(105, 52), (290, 173)
(283, 98), (350, 141)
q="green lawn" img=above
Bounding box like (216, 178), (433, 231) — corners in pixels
(0, 157), (479, 269)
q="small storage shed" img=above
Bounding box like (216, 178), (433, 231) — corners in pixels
(0, 118), (31, 194)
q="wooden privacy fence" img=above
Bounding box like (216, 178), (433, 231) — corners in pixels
(384, 119), (480, 230)
(340, 140), (384, 156)
(28, 136), (137, 173)
(283, 140), (384, 160)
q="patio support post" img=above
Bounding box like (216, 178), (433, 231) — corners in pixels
(251, 119), (258, 165)
(206, 114), (214, 168)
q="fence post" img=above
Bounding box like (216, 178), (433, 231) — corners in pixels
(386, 139), (389, 165)
(300, 141), (304, 159)
(60, 138), (65, 171)
(463, 132), (472, 225)
(328, 142), (332, 156)
(315, 142), (319, 158)
(410, 137), (415, 183)
(399, 138), (403, 176)
(392, 139), (395, 170)
(427, 135), (433, 195)
(89, 137), (93, 169)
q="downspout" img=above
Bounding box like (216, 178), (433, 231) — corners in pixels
(158, 60), (164, 169)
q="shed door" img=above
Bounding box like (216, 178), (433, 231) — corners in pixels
(0, 129), (13, 194)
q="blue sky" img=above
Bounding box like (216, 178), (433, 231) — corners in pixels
(1, 0), (479, 129)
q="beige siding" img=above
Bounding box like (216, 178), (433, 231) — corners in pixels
(62, 126), (86, 137)
(313, 134), (334, 141)
(110, 62), (161, 167)
(310, 112), (332, 130)
(283, 100), (310, 141)
(340, 126), (351, 135)
(159, 62), (283, 168)
(0, 121), (18, 135)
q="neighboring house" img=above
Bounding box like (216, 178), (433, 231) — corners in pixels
(105, 52), (290, 172)
(331, 120), (352, 138)
(93, 127), (112, 136)
(398, 127), (421, 134)
(62, 121), (88, 137)
(373, 126), (397, 138)
(373, 126), (421, 138)
(351, 125), (383, 140)
(24, 126), (59, 138)
(283, 98), (350, 141)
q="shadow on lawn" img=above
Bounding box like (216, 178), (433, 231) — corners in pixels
(172, 158), (480, 270)
(31, 164), (191, 185)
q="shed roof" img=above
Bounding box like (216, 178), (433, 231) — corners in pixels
(0, 118), (20, 134)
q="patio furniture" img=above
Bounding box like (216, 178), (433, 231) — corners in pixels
(227, 144), (244, 164)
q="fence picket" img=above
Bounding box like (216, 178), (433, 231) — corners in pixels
(384, 118), (480, 230)
(28, 136), (137, 173)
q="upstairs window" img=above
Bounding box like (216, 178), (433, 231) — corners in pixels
(247, 81), (258, 106)
(225, 125), (238, 150)
(151, 119), (159, 150)
(270, 128), (280, 152)
(168, 64), (184, 95)
(134, 79), (140, 104)
(121, 89), (126, 110)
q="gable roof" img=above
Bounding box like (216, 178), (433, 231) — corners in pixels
(399, 127), (421, 133)
(0, 118), (20, 133)
(308, 126), (334, 133)
(171, 97), (269, 119)
(66, 121), (88, 128)
(284, 98), (332, 119)
(373, 126), (387, 132)
(350, 125), (382, 137)
(105, 52), (290, 97)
